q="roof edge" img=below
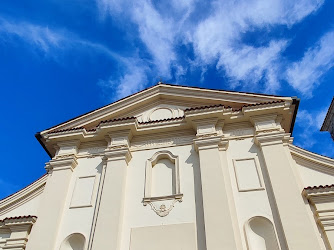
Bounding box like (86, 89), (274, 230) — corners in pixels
(289, 97), (300, 135)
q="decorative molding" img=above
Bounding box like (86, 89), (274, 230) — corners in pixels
(223, 121), (254, 138)
(78, 140), (107, 155)
(142, 193), (183, 205)
(148, 199), (181, 217)
(131, 135), (193, 150)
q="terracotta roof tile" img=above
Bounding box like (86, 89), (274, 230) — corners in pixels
(184, 104), (224, 112)
(304, 184), (334, 190)
(1, 215), (37, 222)
(232, 100), (285, 111)
(138, 116), (185, 124)
(48, 127), (84, 134)
(99, 116), (136, 124)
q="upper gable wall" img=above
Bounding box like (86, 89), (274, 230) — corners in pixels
(41, 84), (292, 134)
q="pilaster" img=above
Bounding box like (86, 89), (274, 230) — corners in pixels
(26, 141), (79, 250)
(193, 117), (239, 250)
(91, 130), (132, 250)
(253, 114), (322, 250)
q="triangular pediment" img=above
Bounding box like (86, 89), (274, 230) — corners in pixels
(41, 83), (291, 134)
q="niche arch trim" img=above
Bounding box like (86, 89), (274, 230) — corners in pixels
(59, 233), (86, 250)
(244, 216), (280, 250)
(143, 150), (183, 205)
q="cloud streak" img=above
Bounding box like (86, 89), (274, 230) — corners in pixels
(294, 108), (334, 157)
(1, 0), (332, 100)
(286, 30), (334, 97)
(96, 0), (327, 95)
(0, 18), (150, 99)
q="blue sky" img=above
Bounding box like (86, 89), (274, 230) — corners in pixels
(0, 0), (334, 199)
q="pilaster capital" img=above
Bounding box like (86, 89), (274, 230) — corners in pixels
(191, 117), (219, 137)
(194, 136), (229, 152)
(46, 155), (78, 172)
(254, 132), (291, 147)
(54, 139), (80, 157)
(104, 147), (132, 164)
(105, 129), (132, 148)
(250, 113), (284, 134)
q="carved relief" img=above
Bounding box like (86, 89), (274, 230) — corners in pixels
(148, 200), (181, 217)
(135, 105), (185, 123)
(131, 136), (193, 150)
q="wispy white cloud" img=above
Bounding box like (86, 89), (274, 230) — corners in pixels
(1, 0), (331, 99)
(286, 30), (334, 97)
(0, 18), (65, 52)
(98, 57), (150, 100)
(96, 0), (325, 95)
(0, 18), (150, 99)
(295, 107), (334, 157)
(191, 0), (323, 92)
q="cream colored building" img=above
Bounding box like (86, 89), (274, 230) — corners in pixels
(1, 83), (334, 250)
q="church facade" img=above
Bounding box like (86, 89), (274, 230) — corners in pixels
(1, 83), (334, 250)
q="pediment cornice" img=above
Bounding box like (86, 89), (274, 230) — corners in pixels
(38, 84), (298, 157)
(41, 84), (292, 134)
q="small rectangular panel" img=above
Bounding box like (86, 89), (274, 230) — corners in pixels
(130, 223), (197, 250)
(233, 158), (263, 192)
(70, 176), (96, 208)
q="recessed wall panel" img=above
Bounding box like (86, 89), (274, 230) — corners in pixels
(70, 176), (96, 208)
(233, 158), (263, 192)
(130, 223), (197, 250)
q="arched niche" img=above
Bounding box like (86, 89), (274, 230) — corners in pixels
(60, 233), (85, 250)
(245, 216), (280, 250)
(143, 150), (182, 204)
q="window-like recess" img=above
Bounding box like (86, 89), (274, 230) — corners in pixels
(60, 233), (85, 250)
(143, 150), (182, 205)
(244, 216), (280, 250)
